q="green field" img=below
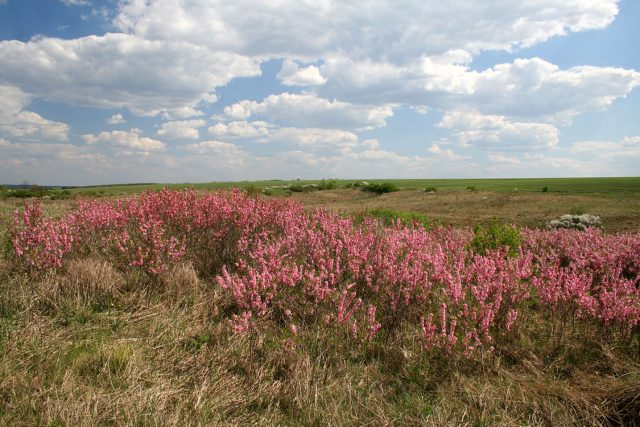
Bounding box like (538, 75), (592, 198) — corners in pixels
(55, 176), (640, 196)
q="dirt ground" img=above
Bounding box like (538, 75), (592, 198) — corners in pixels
(291, 189), (640, 233)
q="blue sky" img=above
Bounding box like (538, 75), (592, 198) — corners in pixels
(0, 0), (638, 185)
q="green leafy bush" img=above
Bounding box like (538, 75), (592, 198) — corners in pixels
(471, 221), (521, 257)
(318, 179), (337, 190)
(243, 185), (261, 197)
(424, 187), (437, 193)
(362, 183), (398, 195)
(541, 186), (549, 193)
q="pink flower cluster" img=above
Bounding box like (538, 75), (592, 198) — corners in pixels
(11, 190), (640, 355)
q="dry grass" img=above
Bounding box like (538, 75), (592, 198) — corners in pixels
(1, 192), (640, 425)
(291, 189), (640, 233)
(1, 258), (639, 426)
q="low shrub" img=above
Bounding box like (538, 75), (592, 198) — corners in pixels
(243, 185), (261, 197)
(471, 221), (521, 257)
(424, 187), (437, 193)
(362, 182), (398, 195)
(547, 214), (602, 231)
(466, 186), (477, 192)
(318, 179), (337, 190)
(541, 186), (549, 193)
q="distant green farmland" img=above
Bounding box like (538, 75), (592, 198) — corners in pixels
(60, 177), (640, 196)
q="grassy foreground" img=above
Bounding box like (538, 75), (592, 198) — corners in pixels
(1, 189), (640, 426)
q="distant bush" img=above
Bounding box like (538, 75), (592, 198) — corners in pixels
(466, 186), (477, 192)
(471, 221), (521, 257)
(362, 182), (398, 195)
(344, 181), (369, 189)
(7, 188), (48, 198)
(242, 185), (262, 197)
(541, 186), (549, 193)
(289, 184), (318, 193)
(49, 190), (73, 200)
(356, 208), (432, 229)
(318, 179), (337, 190)
(547, 214), (602, 231)
(78, 190), (106, 198)
(424, 186), (437, 193)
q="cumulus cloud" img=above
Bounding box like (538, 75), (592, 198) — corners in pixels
(0, 33), (260, 116)
(208, 121), (274, 140)
(488, 153), (522, 165)
(208, 118), (362, 150)
(182, 140), (251, 167)
(319, 57), (640, 122)
(183, 140), (243, 155)
(82, 129), (166, 152)
(223, 93), (393, 130)
(0, 85), (69, 141)
(428, 143), (467, 160)
(107, 114), (126, 124)
(270, 128), (360, 150)
(437, 110), (559, 150)
(161, 106), (206, 120)
(157, 119), (205, 139)
(114, 0), (619, 60)
(570, 136), (640, 158)
(277, 60), (327, 86)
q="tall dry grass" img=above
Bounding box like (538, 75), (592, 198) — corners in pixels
(1, 255), (639, 426)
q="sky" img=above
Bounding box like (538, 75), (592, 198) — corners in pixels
(0, 0), (639, 185)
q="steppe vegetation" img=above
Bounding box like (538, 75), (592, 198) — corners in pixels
(1, 182), (639, 426)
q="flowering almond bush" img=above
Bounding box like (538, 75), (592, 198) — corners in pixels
(10, 189), (640, 356)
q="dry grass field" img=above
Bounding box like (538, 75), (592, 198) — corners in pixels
(292, 188), (640, 233)
(0, 187), (639, 426)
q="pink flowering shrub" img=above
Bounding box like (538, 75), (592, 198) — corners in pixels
(10, 189), (640, 356)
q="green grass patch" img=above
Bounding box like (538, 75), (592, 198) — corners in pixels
(471, 221), (521, 257)
(45, 176), (640, 197)
(356, 208), (432, 229)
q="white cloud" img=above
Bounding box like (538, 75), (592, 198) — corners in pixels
(270, 127), (359, 150)
(183, 140), (241, 154)
(361, 139), (380, 149)
(224, 93), (393, 130)
(437, 110), (559, 150)
(0, 85), (69, 141)
(182, 140), (250, 166)
(107, 113), (126, 124)
(156, 119), (205, 139)
(161, 106), (206, 120)
(428, 143), (467, 160)
(0, 33), (260, 116)
(488, 153), (522, 165)
(320, 57), (640, 122)
(570, 136), (640, 159)
(82, 129), (166, 151)
(277, 60), (327, 86)
(208, 121), (274, 140)
(114, 0), (618, 60)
